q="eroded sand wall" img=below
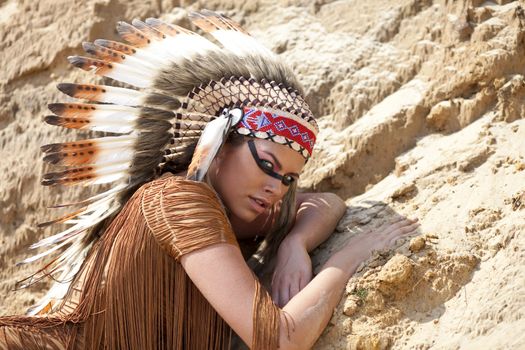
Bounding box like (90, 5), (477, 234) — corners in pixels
(0, 0), (524, 349)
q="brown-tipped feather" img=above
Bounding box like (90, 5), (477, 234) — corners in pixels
(43, 146), (100, 166)
(131, 19), (165, 40)
(189, 12), (220, 33)
(200, 9), (248, 33)
(57, 83), (106, 101)
(116, 21), (151, 47)
(42, 166), (97, 186)
(48, 103), (97, 117)
(37, 207), (87, 228)
(42, 139), (103, 153)
(44, 115), (90, 130)
(67, 56), (114, 74)
(82, 42), (126, 63)
(94, 39), (137, 55)
(144, 18), (192, 36)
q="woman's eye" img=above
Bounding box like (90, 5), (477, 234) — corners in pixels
(283, 175), (295, 184)
(261, 160), (274, 170)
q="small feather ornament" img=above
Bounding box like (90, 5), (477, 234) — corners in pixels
(187, 108), (243, 181)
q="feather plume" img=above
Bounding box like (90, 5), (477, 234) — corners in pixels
(45, 103), (181, 133)
(116, 21), (152, 47)
(190, 10), (274, 58)
(145, 17), (193, 36)
(187, 108), (242, 181)
(42, 162), (130, 186)
(48, 183), (128, 208)
(42, 135), (136, 167)
(82, 41), (158, 73)
(94, 38), (165, 66)
(57, 83), (143, 106)
(67, 56), (153, 88)
(131, 19), (165, 40)
(126, 18), (220, 63)
(41, 135), (136, 154)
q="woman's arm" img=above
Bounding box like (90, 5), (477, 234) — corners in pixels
(272, 192), (346, 306)
(288, 192), (347, 252)
(181, 217), (419, 349)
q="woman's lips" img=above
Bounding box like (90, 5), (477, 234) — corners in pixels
(248, 196), (268, 214)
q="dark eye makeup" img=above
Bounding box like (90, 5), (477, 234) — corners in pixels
(247, 140), (296, 186)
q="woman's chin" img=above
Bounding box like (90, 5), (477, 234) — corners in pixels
(229, 205), (260, 224)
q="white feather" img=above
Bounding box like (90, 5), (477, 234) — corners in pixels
(104, 62), (153, 88)
(51, 182), (128, 208)
(96, 86), (144, 106)
(212, 30), (275, 57)
(31, 196), (117, 249)
(118, 53), (158, 73)
(26, 240), (94, 315)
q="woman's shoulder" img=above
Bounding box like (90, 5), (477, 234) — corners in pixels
(140, 173), (227, 222)
(138, 173), (237, 259)
(141, 173), (219, 202)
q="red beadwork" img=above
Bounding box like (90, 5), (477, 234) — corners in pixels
(237, 107), (316, 156)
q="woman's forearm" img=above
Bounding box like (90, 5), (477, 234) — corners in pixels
(286, 192), (346, 252)
(280, 245), (362, 349)
(278, 217), (419, 349)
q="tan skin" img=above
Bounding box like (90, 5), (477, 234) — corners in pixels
(181, 138), (419, 349)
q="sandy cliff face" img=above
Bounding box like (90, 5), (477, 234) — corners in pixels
(0, 0), (523, 349)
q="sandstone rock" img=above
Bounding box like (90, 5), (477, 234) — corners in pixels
(378, 254), (413, 285)
(409, 236), (426, 253)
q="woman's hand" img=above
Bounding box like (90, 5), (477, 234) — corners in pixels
(341, 216), (419, 264)
(271, 236), (312, 307)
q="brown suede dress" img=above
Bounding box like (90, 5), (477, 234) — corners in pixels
(0, 175), (280, 350)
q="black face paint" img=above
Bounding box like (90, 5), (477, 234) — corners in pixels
(247, 139), (295, 186)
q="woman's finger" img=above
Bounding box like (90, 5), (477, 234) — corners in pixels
(388, 223), (419, 245)
(379, 218), (413, 236)
(376, 216), (406, 233)
(391, 222), (419, 238)
(385, 219), (419, 236)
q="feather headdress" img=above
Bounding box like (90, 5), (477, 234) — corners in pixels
(21, 10), (318, 315)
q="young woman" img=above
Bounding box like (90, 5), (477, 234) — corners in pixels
(0, 11), (418, 349)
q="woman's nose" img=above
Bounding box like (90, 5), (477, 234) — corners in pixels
(263, 176), (284, 197)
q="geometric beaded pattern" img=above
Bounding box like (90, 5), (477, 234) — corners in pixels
(237, 106), (316, 158)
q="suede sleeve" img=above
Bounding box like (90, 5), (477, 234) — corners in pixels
(141, 175), (239, 260)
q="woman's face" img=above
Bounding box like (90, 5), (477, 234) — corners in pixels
(209, 137), (306, 223)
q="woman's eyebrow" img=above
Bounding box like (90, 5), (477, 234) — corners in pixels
(264, 151), (300, 177)
(263, 151), (283, 169)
